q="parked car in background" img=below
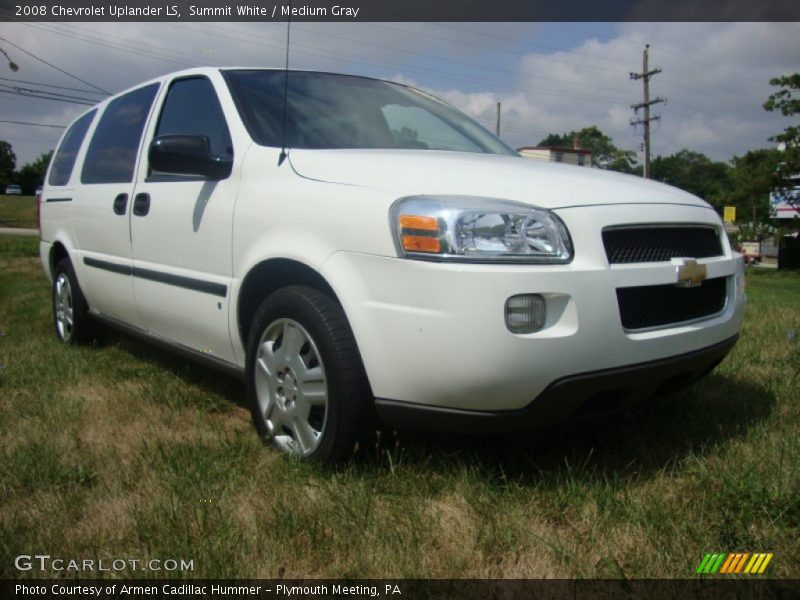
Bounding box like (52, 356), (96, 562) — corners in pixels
(5, 184), (21, 195)
(739, 241), (762, 265)
(39, 67), (747, 462)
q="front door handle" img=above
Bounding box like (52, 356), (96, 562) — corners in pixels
(113, 193), (128, 215)
(132, 193), (150, 217)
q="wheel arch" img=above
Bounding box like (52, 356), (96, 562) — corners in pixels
(49, 241), (70, 281)
(236, 257), (342, 349)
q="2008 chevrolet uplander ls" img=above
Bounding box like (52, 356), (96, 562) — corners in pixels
(40, 68), (746, 462)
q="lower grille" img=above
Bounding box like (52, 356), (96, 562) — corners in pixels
(616, 277), (728, 330)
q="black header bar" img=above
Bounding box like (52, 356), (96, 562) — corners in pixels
(1, 0), (798, 22)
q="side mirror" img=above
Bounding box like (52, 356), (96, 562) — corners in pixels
(149, 135), (232, 180)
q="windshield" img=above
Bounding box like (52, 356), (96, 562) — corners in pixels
(223, 70), (516, 156)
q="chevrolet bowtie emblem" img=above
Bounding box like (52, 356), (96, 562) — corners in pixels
(676, 259), (707, 287)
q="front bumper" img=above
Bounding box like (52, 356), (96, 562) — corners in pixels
(320, 203), (746, 414)
(374, 335), (738, 433)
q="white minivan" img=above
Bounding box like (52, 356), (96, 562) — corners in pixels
(40, 68), (746, 462)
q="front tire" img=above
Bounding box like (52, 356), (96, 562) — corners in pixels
(52, 257), (94, 344)
(245, 286), (372, 463)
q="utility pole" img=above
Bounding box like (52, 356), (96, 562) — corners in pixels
(495, 101), (501, 137)
(630, 44), (664, 178)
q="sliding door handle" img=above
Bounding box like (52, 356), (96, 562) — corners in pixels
(132, 193), (151, 217)
(113, 193), (128, 215)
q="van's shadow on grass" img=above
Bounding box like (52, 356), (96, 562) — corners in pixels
(102, 329), (776, 483)
(102, 331), (248, 410)
(361, 374), (778, 484)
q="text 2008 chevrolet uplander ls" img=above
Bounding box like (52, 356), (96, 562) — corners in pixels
(40, 68), (745, 462)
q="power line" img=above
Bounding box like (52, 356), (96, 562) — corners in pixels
(0, 82), (100, 103)
(653, 45), (768, 88)
(15, 20), (642, 113)
(0, 88), (94, 105)
(550, 23), (769, 89)
(433, 22), (640, 70)
(20, 22), (214, 69)
(2, 135), (59, 143)
(0, 35), (110, 94)
(0, 119), (66, 128)
(369, 23), (630, 76)
(0, 76), (107, 95)
(196, 23), (633, 105)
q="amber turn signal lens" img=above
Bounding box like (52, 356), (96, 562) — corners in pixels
(399, 215), (439, 231)
(401, 235), (441, 253)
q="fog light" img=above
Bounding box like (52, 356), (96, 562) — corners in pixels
(505, 294), (546, 333)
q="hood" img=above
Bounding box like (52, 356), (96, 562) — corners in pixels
(287, 149), (711, 210)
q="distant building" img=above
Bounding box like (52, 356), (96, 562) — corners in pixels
(517, 138), (592, 168)
(770, 178), (800, 220)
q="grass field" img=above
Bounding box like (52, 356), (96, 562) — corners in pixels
(0, 195), (37, 229)
(0, 234), (798, 579)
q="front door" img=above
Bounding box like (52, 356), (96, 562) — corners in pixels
(130, 75), (239, 364)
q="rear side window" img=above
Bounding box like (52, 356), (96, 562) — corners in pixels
(48, 109), (96, 186)
(81, 83), (159, 184)
(153, 76), (232, 164)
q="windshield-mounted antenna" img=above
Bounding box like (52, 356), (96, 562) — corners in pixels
(278, 3), (292, 166)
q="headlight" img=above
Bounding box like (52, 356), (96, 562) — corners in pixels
(390, 196), (573, 263)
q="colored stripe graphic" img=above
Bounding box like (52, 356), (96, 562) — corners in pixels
(696, 554), (712, 574)
(758, 554), (773, 574)
(735, 553), (750, 573)
(744, 554), (761, 573)
(700, 552), (774, 575)
(711, 554), (726, 573)
(720, 553), (737, 573)
(700, 554), (718, 573)
(719, 554), (735, 573)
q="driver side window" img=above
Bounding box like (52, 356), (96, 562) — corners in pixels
(151, 76), (233, 178)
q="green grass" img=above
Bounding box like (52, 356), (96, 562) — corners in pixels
(0, 195), (37, 229)
(0, 234), (798, 579)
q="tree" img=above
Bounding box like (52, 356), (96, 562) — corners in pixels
(763, 72), (800, 208)
(734, 221), (775, 245)
(728, 148), (783, 222)
(0, 140), (16, 190)
(538, 132), (570, 147)
(15, 151), (52, 195)
(649, 149), (732, 207)
(537, 126), (639, 174)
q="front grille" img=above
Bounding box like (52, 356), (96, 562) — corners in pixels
(616, 277), (728, 330)
(603, 226), (722, 264)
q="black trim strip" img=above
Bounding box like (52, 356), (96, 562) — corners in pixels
(83, 257), (227, 297)
(132, 266), (227, 297)
(83, 256), (131, 275)
(45, 197), (72, 203)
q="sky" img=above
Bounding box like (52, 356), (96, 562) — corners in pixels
(0, 21), (798, 167)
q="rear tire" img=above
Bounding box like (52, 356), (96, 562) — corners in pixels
(52, 257), (94, 345)
(245, 285), (372, 464)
